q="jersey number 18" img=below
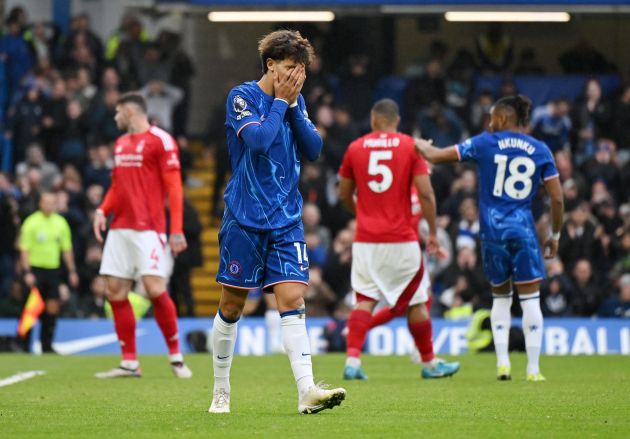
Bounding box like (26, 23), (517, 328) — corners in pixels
(493, 154), (536, 200)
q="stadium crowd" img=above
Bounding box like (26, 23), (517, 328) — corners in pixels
(0, 7), (629, 322)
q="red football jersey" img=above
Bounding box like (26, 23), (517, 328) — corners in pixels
(339, 131), (428, 243)
(108, 126), (180, 233)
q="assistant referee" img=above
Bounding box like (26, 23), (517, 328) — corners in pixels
(20, 192), (78, 353)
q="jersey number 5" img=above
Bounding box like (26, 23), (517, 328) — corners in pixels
(367, 150), (393, 193)
(493, 154), (535, 200)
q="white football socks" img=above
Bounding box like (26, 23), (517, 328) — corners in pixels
(265, 309), (283, 353)
(491, 292), (513, 368)
(520, 292), (543, 375)
(281, 309), (315, 399)
(212, 311), (238, 393)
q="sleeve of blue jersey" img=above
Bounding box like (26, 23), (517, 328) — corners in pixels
(456, 133), (484, 162)
(541, 143), (560, 181)
(288, 95), (323, 161)
(227, 88), (290, 155)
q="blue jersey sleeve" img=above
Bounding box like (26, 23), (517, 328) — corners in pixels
(539, 143), (560, 181)
(457, 133), (486, 162)
(288, 95), (322, 161)
(226, 88), (289, 155)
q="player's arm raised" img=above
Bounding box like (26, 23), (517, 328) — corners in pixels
(413, 174), (439, 254)
(286, 66), (323, 161)
(542, 175), (564, 259)
(338, 177), (356, 214)
(414, 138), (459, 164)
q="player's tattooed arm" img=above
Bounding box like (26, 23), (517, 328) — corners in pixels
(414, 138), (459, 164)
(338, 177), (356, 214)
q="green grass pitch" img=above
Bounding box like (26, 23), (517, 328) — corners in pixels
(1, 353), (629, 438)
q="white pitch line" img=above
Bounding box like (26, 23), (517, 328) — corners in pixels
(0, 370), (46, 388)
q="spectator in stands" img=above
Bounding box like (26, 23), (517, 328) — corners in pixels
(83, 144), (112, 190)
(160, 31), (195, 136)
(88, 88), (121, 143)
(16, 144), (60, 190)
(540, 259), (573, 317)
(612, 83), (630, 163)
(468, 90), (493, 135)
(445, 49), (477, 119)
(0, 173), (19, 297)
(514, 48), (545, 74)
(559, 202), (597, 271)
(571, 259), (605, 317)
(418, 100), (464, 147)
(441, 168), (477, 222)
(78, 274), (107, 319)
(323, 227), (353, 301)
(170, 199), (203, 317)
(456, 197), (480, 251)
(339, 54), (374, 125)
(436, 245), (490, 313)
(475, 24), (513, 73)
(404, 58), (445, 131)
(0, 15), (34, 105)
(598, 274), (630, 318)
(303, 202), (332, 252)
(41, 78), (68, 161)
(559, 40), (615, 74)
(325, 105), (360, 172)
(28, 21), (61, 69)
(572, 78), (613, 165)
(7, 81), (44, 164)
(58, 99), (88, 167)
(531, 97), (572, 153)
(304, 266), (337, 317)
(17, 167), (43, 219)
(139, 80), (183, 132)
(583, 139), (621, 200)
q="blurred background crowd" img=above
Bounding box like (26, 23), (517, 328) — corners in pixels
(1, 5), (628, 323)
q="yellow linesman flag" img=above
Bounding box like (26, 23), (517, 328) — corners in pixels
(17, 287), (46, 338)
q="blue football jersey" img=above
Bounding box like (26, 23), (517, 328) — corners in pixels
(456, 131), (559, 242)
(224, 81), (318, 230)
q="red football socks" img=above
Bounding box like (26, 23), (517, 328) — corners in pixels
(152, 292), (180, 355)
(346, 309), (372, 358)
(408, 319), (435, 363)
(110, 299), (137, 361)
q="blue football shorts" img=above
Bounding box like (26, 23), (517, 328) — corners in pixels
(480, 237), (546, 286)
(216, 209), (309, 291)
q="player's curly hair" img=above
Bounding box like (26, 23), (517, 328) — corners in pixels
(495, 95), (532, 127)
(258, 30), (315, 73)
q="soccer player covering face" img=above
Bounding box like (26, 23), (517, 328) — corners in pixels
(93, 93), (192, 379)
(415, 95), (564, 382)
(210, 30), (346, 415)
(338, 99), (460, 380)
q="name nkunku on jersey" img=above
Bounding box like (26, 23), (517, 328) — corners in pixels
(456, 131), (559, 285)
(224, 81), (316, 231)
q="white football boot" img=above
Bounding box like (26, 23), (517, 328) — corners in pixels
(208, 389), (231, 414)
(298, 383), (346, 414)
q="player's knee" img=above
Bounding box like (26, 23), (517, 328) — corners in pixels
(219, 301), (244, 321)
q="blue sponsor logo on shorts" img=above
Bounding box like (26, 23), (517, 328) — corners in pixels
(228, 260), (242, 278)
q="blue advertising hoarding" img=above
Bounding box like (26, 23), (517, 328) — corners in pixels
(0, 317), (627, 356)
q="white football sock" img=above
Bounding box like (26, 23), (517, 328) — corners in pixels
(491, 292), (513, 368)
(169, 353), (183, 363)
(265, 309), (282, 353)
(520, 292), (543, 375)
(121, 359), (139, 370)
(281, 309), (315, 399)
(212, 311), (238, 393)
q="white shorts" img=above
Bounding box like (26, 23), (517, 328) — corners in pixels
(351, 242), (429, 307)
(100, 229), (170, 280)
